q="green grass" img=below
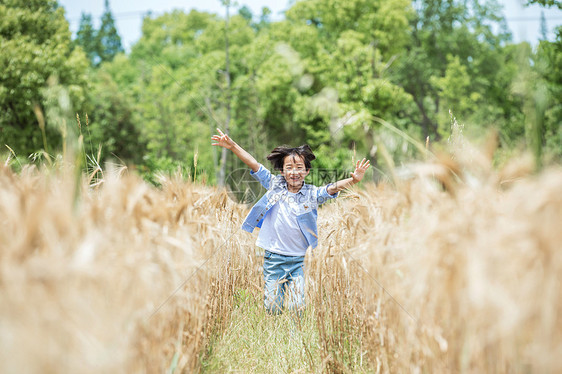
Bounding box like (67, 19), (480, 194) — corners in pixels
(201, 288), (319, 373)
(200, 288), (372, 373)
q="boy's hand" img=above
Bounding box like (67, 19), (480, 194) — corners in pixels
(350, 158), (370, 183)
(211, 128), (235, 150)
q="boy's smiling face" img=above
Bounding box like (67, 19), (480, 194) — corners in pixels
(281, 154), (310, 192)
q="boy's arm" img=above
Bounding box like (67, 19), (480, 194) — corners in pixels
(211, 128), (259, 172)
(327, 158), (370, 195)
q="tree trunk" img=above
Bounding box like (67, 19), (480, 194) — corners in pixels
(218, 1), (232, 187)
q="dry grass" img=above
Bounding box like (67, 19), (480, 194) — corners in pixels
(0, 162), (248, 373)
(1, 145), (561, 373)
(312, 149), (562, 373)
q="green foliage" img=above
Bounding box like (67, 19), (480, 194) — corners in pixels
(0, 0), (88, 156)
(528, 0), (562, 163)
(527, 0), (562, 9)
(286, 0), (412, 55)
(535, 29), (562, 162)
(99, 0), (560, 178)
(2, 0), (561, 182)
(82, 68), (144, 164)
(238, 6), (253, 23)
(74, 13), (98, 64)
(397, 0), (514, 141)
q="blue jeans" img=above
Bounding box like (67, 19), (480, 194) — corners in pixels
(263, 250), (305, 315)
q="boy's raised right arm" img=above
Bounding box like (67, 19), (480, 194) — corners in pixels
(211, 128), (260, 172)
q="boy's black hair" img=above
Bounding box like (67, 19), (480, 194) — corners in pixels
(266, 144), (316, 171)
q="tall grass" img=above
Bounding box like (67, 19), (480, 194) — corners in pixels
(1, 141), (561, 372)
(0, 162), (247, 372)
(311, 146), (562, 372)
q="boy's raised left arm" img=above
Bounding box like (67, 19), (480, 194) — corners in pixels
(327, 158), (370, 195)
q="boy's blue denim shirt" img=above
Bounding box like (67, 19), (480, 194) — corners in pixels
(241, 163), (339, 249)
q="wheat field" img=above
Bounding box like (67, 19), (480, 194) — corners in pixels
(1, 147), (561, 373)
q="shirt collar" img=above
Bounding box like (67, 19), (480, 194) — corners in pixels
(287, 180), (310, 196)
(273, 175), (307, 195)
(288, 186), (306, 196)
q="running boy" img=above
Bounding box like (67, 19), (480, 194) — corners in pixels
(211, 128), (370, 314)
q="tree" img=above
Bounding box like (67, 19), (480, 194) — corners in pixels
(396, 0), (513, 140)
(81, 0), (556, 184)
(286, 0), (412, 56)
(74, 13), (98, 65)
(216, 0), (233, 187)
(238, 5), (253, 22)
(83, 63), (145, 164)
(0, 0), (89, 156)
(96, 0), (124, 64)
(121, 10), (239, 182)
(535, 28), (562, 163)
(238, 6), (272, 31)
(540, 11), (548, 41)
(283, 0), (417, 168)
(258, 7), (272, 29)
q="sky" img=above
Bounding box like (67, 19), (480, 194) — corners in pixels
(58, 0), (562, 51)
